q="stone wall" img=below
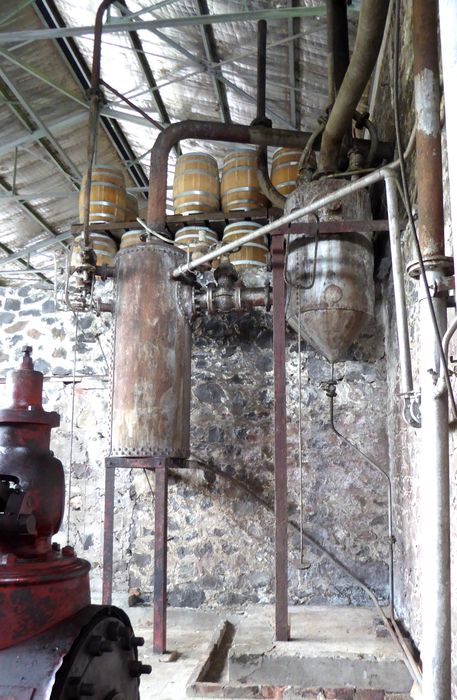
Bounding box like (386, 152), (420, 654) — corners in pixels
(0, 273), (390, 610)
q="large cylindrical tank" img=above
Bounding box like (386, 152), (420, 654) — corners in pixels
(110, 242), (192, 459)
(285, 178), (374, 362)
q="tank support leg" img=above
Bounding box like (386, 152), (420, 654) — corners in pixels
(272, 234), (289, 641)
(102, 462), (115, 605)
(153, 462), (168, 654)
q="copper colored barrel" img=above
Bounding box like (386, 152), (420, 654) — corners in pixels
(173, 153), (220, 215)
(78, 165), (126, 223)
(221, 149), (268, 212)
(72, 233), (118, 268)
(222, 221), (269, 269)
(110, 243), (192, 458)
(271, 148), (302, 195)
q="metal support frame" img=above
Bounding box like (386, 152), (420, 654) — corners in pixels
(102, 456), (184, 654)
(271, 234), (289, 642)
(287, 0), (300, 129)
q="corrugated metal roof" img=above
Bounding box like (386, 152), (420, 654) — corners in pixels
(0, 0), (358, 284)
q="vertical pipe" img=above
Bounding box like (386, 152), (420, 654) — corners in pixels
(384, 172), (414, 397)
(272, 235), (289, 642)
(413, 0), (444, 259)
(153, 463), (168, 654)
(418, 273), (450, 700)
(412, 1), (451, 697)
(256, 20), (267, 122)
(325, 0), (350, 103)
(439, 0), (457, 301)
(102, 463), (115, 605)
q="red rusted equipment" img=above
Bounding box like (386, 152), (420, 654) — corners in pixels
(0, 347), (151, 698)
(0, 346), (90, 649)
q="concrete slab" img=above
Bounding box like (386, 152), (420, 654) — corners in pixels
(228, 606), (413, 694)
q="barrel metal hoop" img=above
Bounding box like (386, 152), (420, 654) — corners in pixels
(174, 190), (219, 200)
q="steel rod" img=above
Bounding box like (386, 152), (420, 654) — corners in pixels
(102, 463), (115, 605)
(153, 463), (168, 654)
(272, 235), (289, 642)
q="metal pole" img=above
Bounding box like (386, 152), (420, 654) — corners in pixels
(439, 0), (457, 307)
(412, 1), (451, 696)
(272, 235), (289, 642)
(102, 463), (115, 605)
(153, 463), (168, 654)
(418, 272), (450, 700)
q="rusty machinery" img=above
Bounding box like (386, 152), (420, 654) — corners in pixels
(0, 347), (151, 699)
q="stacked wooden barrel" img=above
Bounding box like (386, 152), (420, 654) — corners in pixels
(270, 148), (301, 196)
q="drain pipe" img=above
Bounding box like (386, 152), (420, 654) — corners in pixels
(412, 0), (451, 697)
(439, 0), (457, 298)
(319, 0), (390, 173)
(253, 20), (286, 209)
(325, 0), (350, 103)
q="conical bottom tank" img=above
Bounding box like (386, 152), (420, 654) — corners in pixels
(285, 178), (375, 362)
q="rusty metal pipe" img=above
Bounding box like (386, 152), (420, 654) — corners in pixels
(147, 120), (393, 233)
(412, 1), (450, 698)
(413, 0), (444, 260)
(254, 19), (286, 208)
(82, 0), (118, 250)
(319, 0), (389, 172)
(326, 0), (350, 103)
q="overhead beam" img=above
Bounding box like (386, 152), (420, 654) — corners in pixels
(0, 69), (81, 189)
(195, 0), (231, 124)
(0, 6), (329, 43)
(0, 111), (87, 159)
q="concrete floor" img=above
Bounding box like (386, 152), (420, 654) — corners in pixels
(116, 601), (413, 700)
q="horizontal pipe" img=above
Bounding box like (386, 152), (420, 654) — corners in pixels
(320, 0), (390, 172)
(147, 119), (394, 232)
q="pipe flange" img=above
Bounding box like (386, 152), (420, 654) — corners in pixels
(407, 255), (454, 279)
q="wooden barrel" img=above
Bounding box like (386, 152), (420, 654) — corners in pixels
(120, 229), (145, 249)
(79, 165), (126, 224)
(173, 153), (220, 215)
(72, 233), (118, 269)
(175, 226), (218, 254)
(125, 193), (139, 222)
(222, 222), (269, 269)
(221, 149), (268, 212)
(271, 148), (302, 195)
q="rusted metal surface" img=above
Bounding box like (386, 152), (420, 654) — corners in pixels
(273, 219), (392, 236)
(147, 120), (394, 233)
(110, 242), (192, 458)
(319, 0), (389, 172)
(153, 462), (168, 654)
(0, 348), (90, 649)
(326, 0), (349, 102)
(412, 0), (445, 261)
(285, 179), (374, 362)
(271, 235), (289, 642)
(102, 460), (115, 605)
(0, 605), (149, 700)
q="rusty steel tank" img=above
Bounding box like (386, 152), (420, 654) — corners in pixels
(285, 178), (375, 361)
(110, 240), (192, 459)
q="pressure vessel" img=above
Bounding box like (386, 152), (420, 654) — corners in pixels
(221, 149), (268, 212)
(285, 178), (374, 362)
(110, 242), (192, 459)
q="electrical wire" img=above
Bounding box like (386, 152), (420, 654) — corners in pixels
(392, 0), (457, 418)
